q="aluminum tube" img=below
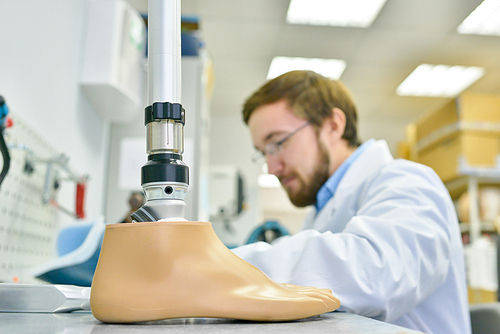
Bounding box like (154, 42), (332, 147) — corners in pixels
(147, 121), (184, 155)
(148, 0), (181, 104)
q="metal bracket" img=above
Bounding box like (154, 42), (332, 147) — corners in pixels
(25, 152), (89, 219)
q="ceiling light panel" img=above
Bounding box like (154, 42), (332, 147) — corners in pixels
(458, 0), (500, 36)
(396, 64), (485, 97)
(267, 57), (346, 80)
(287, 0), (388, 27)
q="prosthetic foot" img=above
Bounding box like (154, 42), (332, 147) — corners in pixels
(90, 221), (340, 323)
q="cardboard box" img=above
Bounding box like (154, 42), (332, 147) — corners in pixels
(414, 92), (500, 183)
(468, 287), (498, 304)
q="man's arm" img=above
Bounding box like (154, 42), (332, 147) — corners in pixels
(232, 163), (456, 322)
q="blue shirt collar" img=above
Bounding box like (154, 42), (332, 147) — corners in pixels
(315, 139), (375, 212)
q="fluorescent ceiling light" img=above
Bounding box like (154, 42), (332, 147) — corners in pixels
(397, 64), (484, 97)
(287, 0), (388, 27)
(267, 57), (346, 80)
(458, 0), (500, 36)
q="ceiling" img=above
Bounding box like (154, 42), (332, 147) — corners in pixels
(128, 0), (500, 130)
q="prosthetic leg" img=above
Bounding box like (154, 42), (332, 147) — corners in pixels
(90, 0), (339, 322)
(90, 221), (339, 323)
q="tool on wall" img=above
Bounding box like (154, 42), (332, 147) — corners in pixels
(131, 0), (189, 222)
(0, 96), (87, 217)
(26, 153), (89, 219)
(0, 95), (12, 189)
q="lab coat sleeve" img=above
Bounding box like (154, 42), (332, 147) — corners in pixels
(232, 163), (455, 322)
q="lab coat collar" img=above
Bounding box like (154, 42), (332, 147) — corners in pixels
(315, 139), (375, 212)
(303, 139), (394, 231)
(336, 139), (394, 194)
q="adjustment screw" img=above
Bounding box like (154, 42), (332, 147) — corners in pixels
(164, 186), (173, 195)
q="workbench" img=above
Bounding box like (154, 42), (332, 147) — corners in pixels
(1, 311), (425, 333)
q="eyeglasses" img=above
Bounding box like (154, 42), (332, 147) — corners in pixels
(252, 121), (310, 164)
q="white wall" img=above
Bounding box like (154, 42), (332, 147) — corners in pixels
(359, 115), (409, 155)
(0, 0), (111, 225)
(208, 115), (263, 245)
(209, 115), (261, 185)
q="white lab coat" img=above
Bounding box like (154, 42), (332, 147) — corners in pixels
(233, 140), (471, 334)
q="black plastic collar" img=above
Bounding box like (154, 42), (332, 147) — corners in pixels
(145, 102), (185, 125)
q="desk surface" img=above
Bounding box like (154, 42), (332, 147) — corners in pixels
(1, 311), (424, 334)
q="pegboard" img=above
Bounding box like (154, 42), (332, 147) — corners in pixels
(0, 113), (59, 283)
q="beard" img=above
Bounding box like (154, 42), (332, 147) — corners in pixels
(283, 140), (331, 207)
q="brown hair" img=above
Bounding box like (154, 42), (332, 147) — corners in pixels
(242, 70), (360, 147)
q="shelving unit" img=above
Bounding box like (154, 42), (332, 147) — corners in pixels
(405, 92), (500, 304)
(445, 156), (500, 244)
(443, 158), (500, 304)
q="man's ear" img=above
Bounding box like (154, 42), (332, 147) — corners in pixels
(321, 107), (346, 141)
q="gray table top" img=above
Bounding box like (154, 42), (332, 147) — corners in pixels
(0, 311), (425, 334)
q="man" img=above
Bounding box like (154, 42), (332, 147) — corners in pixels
(232, 70), (471, 334)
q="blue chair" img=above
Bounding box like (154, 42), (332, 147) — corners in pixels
(30, 216), (105, 287)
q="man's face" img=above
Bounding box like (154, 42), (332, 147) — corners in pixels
(248, 99), (331, 207)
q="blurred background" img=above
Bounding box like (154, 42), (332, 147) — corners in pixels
(1, 0), (500, 303)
